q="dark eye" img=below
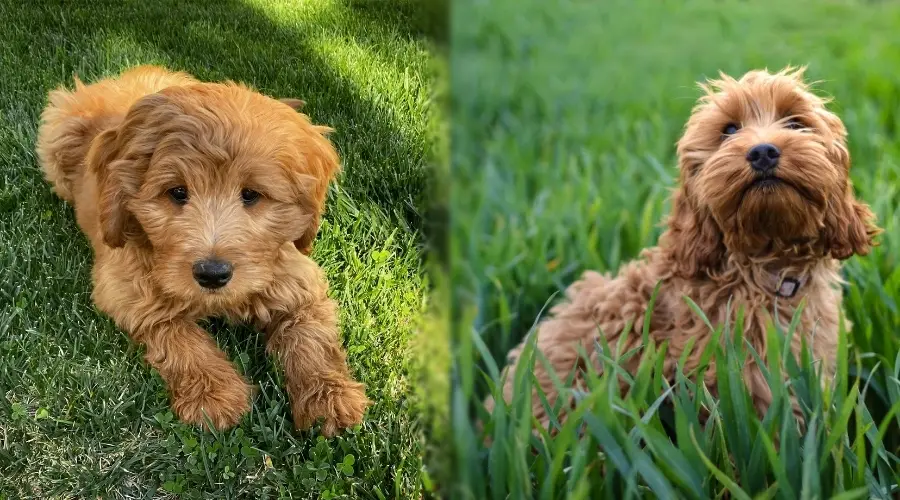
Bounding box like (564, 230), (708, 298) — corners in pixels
(722, 123), (740, 137)
(240, 188), (261, 205)
(168, 186), (188, 205)
(785, 118), (805, 130)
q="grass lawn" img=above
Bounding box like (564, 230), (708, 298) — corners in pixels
(451, 0), (900, 497)
(0, 0), (437, 497)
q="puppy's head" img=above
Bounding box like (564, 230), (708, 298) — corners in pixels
(665, 67), (879, 277)
(87, 83), (338, 305)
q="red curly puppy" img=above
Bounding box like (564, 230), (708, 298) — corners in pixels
(487, 67), (880, 427)
(37, 65), (370, 435)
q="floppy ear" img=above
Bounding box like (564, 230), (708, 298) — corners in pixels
(822, 185), (879, 260)
(813, 111), (881, 259)
(661, 181), (726, 278)
(288, 122), (341, 255)
(88, 93), (169, 248)
(88, 129), (131, 248)
(660, 120), (726, 278)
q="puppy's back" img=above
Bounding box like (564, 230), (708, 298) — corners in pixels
(36, 65), (196, 202)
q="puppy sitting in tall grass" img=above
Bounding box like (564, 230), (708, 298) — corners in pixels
(487, 67), (880, 428)
(37, 65), (370, 435)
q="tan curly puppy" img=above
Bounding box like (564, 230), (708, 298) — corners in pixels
(37, 65), (370, 435)
(487, 67), (880, 427)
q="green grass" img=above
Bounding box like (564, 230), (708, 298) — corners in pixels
(0, 0), (437, 497)
(451, 0), (900, 497)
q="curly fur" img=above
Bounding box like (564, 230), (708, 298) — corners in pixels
(37, 65), (369, 435)
(486, 67), (880, 427)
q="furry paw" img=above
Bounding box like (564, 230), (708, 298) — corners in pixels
(171, 370), (253, 430)
(291, 379), (371, 437)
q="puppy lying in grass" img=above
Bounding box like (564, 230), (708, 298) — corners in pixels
(487, 67), (880, 428)
(37, 65), (370, 435)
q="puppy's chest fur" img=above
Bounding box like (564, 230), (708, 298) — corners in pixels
(558, 248), (843, 374)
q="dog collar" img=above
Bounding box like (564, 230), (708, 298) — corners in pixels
(767, 273), (806, 299)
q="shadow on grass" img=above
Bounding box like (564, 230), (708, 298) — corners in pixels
(339, 0), (448, 45)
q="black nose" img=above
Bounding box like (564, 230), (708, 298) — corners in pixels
(746, 143), (781, 172)
(192, 259), (233, 289)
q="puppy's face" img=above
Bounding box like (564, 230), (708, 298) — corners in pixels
(675, 68), (878, 261)
(89, 84), (338, 307)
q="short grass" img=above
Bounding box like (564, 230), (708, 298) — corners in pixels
(451, 0), (900, 497)
(0, 0), (437, 497)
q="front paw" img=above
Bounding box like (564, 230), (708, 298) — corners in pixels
(171, 370), (253, 430)
(291, 379), (371, 437)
